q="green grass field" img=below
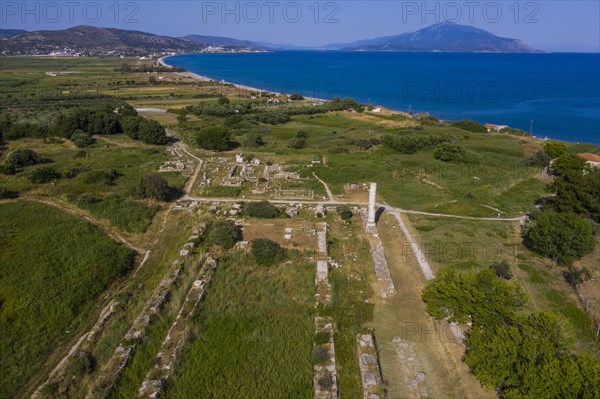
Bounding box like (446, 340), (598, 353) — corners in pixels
(164, 252), (316, 399)
(0, 201), (135, 399)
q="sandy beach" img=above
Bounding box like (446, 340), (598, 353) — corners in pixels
(158, 55), (327, 103)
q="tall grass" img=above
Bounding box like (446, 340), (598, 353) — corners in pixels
(0, 202), (135, 399)
(165, 252), (315, 398)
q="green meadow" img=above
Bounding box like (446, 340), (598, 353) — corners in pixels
(0, 201), (135, 399)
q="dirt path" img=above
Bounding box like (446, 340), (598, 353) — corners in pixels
(368, 214), (495, 399)
(313, 173), (336, 202)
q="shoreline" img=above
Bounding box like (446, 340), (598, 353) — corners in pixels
(158, 55), (599, 146)
(159, 55), (328, 103)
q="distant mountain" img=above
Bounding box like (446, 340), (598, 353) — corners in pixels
(0, 29), (27, 40)
(341, 22), (540, 53)
(181, 34), (268, 50)
(0, 26), (227, 55)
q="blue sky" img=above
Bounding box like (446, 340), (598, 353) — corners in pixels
(2, 1), (599, 51)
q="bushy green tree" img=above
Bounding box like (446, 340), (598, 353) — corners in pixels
(465, 311), (600, 398)
(543, 141), (567, 159)
(551, 153), (587, 177)
(209, 220), (240, 249)
(218, 96), (230, 105)
(194, 126), (230, 151)
(137, 119), (168, 145)
(290, 93), (304, 101)
(525, 210), (595, 263)
(547, 167), (600, 223)
(421, 268), (527, 325)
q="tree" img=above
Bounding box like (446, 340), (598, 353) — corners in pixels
(244, 201), (279, 218)
(547, 167), (600, 223)
(290, 93), (304, 101)
(194, 126), (230, 151)
(421, 268), (527, 325)
(434, 143), (467, 162)
(525, 210), (595, 263)
(137, 119), (168, 145)
(464, 311), (585, 398)
(218, 95), (230, 105)
(209, 220), (240, 249)
(551, 153), (586, 177)
(543, 141), (567, 159)
(135, 173), (171, 201)
(251, 238), (286, 266)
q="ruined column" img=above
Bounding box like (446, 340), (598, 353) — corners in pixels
(367, 182), (377, 226)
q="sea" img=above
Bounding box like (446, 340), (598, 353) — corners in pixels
(165, 51), (600, 144)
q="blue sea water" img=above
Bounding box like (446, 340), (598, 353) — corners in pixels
(166, 51), (600, 144)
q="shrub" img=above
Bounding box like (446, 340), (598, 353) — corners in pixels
(243, 133), (264, 148)
(564, 267), (592, 287)
(0, 163), (16, 175)
(434, 143), (467, 162)
(288, 138), (306, 149)
(7, 149), (47, 167)
(134, 173), (171, 201)
(251, 238), (286, 266)
(218, 96), (230, 105)
(67, 352), (95, 376)
(525, 211), (595, 263)
(338, 205), (353, 221)
(29, 166), (61, 183)
(318, 375), (334, 390)
(490, 260), (512, 279)
(524, 150), (551, 167)
(328, 146), (349, 154)
(71, 131), (95, 148)
(194, 126), (230, 151)
(209, 220), (240, 249)
(314, 332), (331, 345)
(245, 201), (280, 218)
(290, 93), (304, 101)
(296, 130), (309, 139)
(312, 346), (329, 364)
(81, 169), (121, 185)
(452, 120), (487, 133)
